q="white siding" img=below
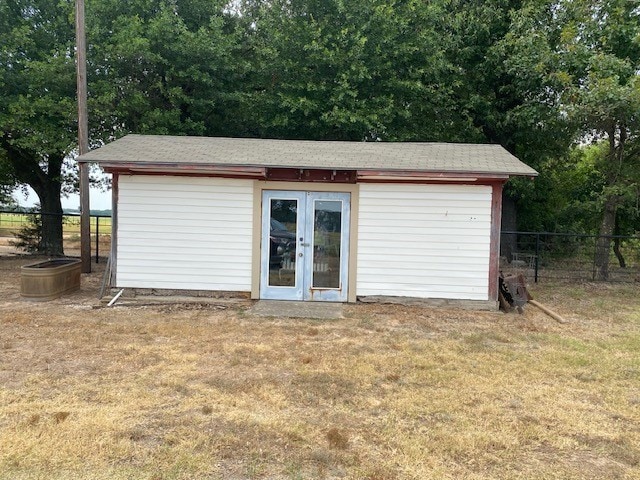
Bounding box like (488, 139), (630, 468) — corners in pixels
(357, 184), (492, 300)
(117, 176), (253, 291)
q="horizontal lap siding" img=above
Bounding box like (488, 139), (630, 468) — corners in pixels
(357, 184), (492, 300)
(117, 176), (253, 291)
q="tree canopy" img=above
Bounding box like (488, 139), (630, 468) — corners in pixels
(501, 0), (640, 277)
(0, 0), (78, 254)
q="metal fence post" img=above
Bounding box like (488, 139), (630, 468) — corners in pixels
(95, 216), (99, 263)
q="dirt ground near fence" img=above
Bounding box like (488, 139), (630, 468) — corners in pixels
(1, 256), (639, 480)
(0, 237), (21, 257)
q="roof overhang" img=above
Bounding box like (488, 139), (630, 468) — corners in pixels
(355, 170), (510, 183)
(101, 162), (267, 179)
(100, 162), (512, 184)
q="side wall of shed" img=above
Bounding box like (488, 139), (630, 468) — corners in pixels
(356, 183), (492, 300)
(116, 175), (253, 291)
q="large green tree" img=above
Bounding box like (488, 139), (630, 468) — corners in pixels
(236, 0), (477, 141)
(442, 0), (568, 159)
(86, 0), (242, 137)
(503, 0), (640, 279)
(0, 0), (242, 254)
(0, 0), (78, 255)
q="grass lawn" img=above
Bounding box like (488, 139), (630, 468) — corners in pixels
(0, 257), (639, 479)
(0, 212), (111, 237)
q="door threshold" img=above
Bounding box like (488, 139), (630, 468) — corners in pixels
(250, 300), (343, 319)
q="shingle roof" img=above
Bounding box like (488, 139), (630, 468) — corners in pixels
(78, 134), (537, 177)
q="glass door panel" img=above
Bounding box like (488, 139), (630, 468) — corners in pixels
(312, 200), (342, 289)
(268, 199), (298, 287)
(304, 192), (350, 302)
(260, 191), (305, 300)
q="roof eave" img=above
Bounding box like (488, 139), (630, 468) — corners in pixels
(100, 162), (267, 179)
(95, 161), (535, 181)
(355, 170), (529, 183)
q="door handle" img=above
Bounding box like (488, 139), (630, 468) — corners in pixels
(300, 242), (310, 246)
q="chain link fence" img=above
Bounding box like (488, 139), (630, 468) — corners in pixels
(501, 231), (640, 283)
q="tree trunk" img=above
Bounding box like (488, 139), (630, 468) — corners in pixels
(594, 124), (627, 280)
(31, 153), (65, 257)
(613, 217), (626, 268)
(594, 197), (617, 280)
(38, 182), (65, 256)
(613, 237), (626, 268)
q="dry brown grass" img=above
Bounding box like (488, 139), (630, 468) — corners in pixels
(1, 257), (639, 479)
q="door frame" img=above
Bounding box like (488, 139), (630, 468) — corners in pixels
(259, 190), (351, 302)
(259, 190), (306, 301)
(251, 181), (359, 302)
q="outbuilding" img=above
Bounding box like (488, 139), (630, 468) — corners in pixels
(79, 135), (537, 308)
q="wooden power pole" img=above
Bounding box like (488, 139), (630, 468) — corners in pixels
(76, 0), (91, 273)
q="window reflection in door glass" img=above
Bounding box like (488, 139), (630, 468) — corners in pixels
(268, 199), (297, 287)
(312, 200), (341, 288)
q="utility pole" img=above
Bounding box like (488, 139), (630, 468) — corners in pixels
(76, 0), (91, 273)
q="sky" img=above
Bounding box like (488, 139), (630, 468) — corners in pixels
(12, 173), (113, 211)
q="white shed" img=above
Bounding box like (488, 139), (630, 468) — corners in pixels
(79, 135), (537, 308)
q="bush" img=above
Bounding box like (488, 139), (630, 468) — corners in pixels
(11, 207), (43, 253)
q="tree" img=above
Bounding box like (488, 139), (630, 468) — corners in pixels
(0, 0), (242, 254)
(5, 0), (635, 268)
(86, 0), (243, 138)
(501, 0), (640, 279)
(236, 0), (473, 141)
(0, 0), (78, 255)
(560, 1), (640, 279)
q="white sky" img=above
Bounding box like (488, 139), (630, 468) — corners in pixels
(12, 178), (113, 211)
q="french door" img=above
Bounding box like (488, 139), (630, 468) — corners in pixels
(260, 190), (350, 302)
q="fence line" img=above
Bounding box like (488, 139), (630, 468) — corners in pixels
(0, 209), (112, 263)
(2, 210), (638, 282)
(501, 231), (640, 283)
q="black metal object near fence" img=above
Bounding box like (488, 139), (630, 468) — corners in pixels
(0, 210), (112, 262)
(501, 231), (640, 283)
